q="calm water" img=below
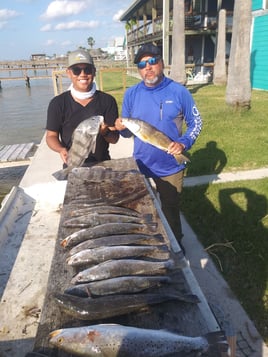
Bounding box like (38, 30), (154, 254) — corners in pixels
(1, 78), (55, 145)
(0, 76), (69, 201)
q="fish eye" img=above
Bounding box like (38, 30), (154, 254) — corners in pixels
(58, 337), (64, 345)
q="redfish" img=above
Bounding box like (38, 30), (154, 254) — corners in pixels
(121, 117), (190, 164)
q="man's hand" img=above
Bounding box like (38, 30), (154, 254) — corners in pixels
(167, 142), (185, 155)
(115, 118), (126, 131)
(59, 148), (68, 164)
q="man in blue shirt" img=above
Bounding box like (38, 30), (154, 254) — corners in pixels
(115, 43), (202, 253)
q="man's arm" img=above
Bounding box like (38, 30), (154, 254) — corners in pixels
(46, 130), (68, 164)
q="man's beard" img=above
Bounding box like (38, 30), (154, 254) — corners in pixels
(144, 76), (159, 85)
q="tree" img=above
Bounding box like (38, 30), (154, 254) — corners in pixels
(170, 0), (186, 84)
(87, 37), (95, 49)
(225, 0), (252, 109)
(213, 9), (227, 85)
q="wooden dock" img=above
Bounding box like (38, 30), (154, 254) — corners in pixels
(0, 143), (38, 165)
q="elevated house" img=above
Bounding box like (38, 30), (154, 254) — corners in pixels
(120, 0), (234, 80)
(251, 0), (268, 90)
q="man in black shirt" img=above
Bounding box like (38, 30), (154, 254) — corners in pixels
(46, 49), (119, 166)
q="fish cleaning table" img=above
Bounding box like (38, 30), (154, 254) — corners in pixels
(32, 157), (225, 356)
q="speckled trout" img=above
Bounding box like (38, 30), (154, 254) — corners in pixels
(121, 117), (190, 164)
(52, 115), (103, 180)
(53, 292), (199, 321)
(49, 323), (229, 356)
(66, 244), (170, 267)
(71, 258), (182, 284)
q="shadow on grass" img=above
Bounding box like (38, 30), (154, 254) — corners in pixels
(181, 179), (268, 343)
(185, 140), (227, 177)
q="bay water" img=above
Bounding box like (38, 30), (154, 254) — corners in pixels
(0, 76), (69, 201)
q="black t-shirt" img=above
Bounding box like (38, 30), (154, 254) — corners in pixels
(46, 90), (119, 162)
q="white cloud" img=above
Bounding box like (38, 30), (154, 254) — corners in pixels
(0, 21), (8, 29)
(113, 9), (124, 22)
(45, 39), (56, 46)
(40, 0), (90, 20)
(40, 23), (53, 31)
(0, 9), (20, 20)
(61, 40), (72, 46)
(54, 20), (99, 30)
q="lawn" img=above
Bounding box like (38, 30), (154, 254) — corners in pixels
(181, 85), (268, 343)
(109, 78), (268, 343)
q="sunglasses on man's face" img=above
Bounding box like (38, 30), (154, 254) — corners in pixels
(70, 65), (94, 75)
(137, 56), (161, 69)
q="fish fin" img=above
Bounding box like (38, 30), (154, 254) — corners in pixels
(174, 153), (190, 165)
(52, 168), (69, 181)
(205, 330), (229, 355)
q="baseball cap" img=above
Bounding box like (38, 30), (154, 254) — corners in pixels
(134, 43), (162, 64)
(68, 49), (95, 67)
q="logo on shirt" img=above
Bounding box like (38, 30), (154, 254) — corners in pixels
(192, 105), (200, 117)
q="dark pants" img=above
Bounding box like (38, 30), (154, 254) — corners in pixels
(152, 170), (184, 242)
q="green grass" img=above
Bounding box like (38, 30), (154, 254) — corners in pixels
(185, 84), (268, 175)
(181, 180), (268, 341)
(177, 85), (268, 343)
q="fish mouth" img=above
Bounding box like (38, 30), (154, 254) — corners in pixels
(49, 329), (63, 339)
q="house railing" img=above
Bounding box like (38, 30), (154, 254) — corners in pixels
(126, 11), (233, 45)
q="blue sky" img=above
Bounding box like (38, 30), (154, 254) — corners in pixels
(0, 0), (133, 60)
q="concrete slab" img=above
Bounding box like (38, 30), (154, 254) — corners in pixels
(184, 168), (268, 186)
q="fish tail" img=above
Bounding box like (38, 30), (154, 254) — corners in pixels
(144, 221), (158, 232)
(205, 331), (229, 355)
(52, 168), (69, 181)
(174, 153), (190, 165)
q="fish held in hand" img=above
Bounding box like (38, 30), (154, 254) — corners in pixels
(52, 115), (104, 180)
(121, 117), (190, 164)
(49, 323), (229, 356)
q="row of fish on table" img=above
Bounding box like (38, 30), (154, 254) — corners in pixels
(46, 164), (229, 355)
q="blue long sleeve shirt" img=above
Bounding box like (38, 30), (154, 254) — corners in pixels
(121, 76), (202, 178)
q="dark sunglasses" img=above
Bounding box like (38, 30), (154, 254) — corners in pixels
(70, 65), (94, 75)
(137, 56), (161, 69)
